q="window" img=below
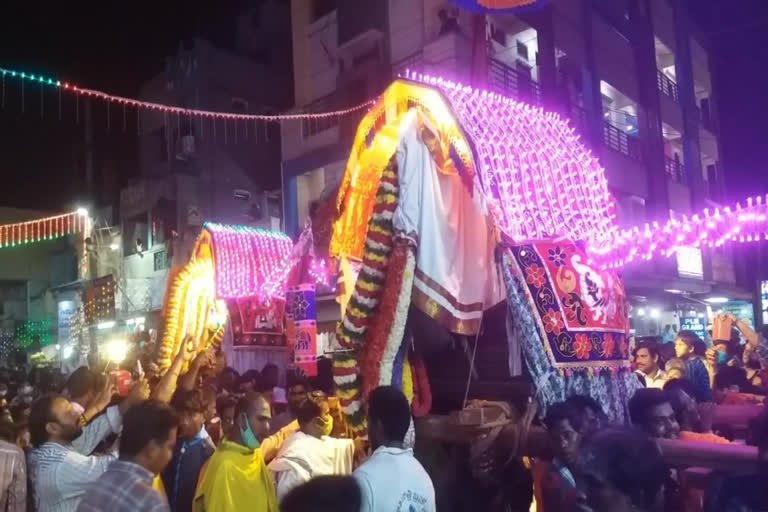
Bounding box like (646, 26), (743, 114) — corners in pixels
(491, 26), (506, 47)
(154, 250), (168, 272)
(517, 40), (529, 61)
(151, 199), (177, 248)
(152, 219), (166, 246)
(123, 212), (149, 256)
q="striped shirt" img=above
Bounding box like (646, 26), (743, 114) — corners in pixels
(76, 460), (169, 512)
(0, 440), (25, 512)
(29, 405), (121, 512)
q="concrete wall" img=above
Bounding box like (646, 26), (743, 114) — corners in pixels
(0, 208), (79, 326)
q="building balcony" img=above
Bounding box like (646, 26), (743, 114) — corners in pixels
(664, 157), (686, 184)
(392, 50), (424, 79)
(603, 121), (642, 162)
(657, 70), (679, 102)
(488, 58), (542, 105)
(568, 104), (588, 136)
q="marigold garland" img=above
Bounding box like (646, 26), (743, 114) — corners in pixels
(361, 241), (409, 401)
(336, 159), (399, 350)
(376, 244), (416, 392)
(333, 157), (400, 435)
(401, 351), (414, 403)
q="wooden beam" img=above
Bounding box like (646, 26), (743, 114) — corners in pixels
(416, 413), (761, 473)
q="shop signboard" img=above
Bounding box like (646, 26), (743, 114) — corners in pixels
(676, 246), (703, 279)
(57, 301), (76, 345)
(721, 301), (755, 329)
(680, 315), (706, 340)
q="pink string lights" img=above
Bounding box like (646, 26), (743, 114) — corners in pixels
(406, 72), (618, 253)
(598, 197), (768, 268)
(203, 223), (293, 301)
(309, 258), (334, 290)
(406, 72), (768, 270)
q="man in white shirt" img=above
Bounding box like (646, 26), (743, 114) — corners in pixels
(28, 380), (148, 512)
(269, 391), (354, 503)
(354, 386), (435, 512)
(634, 342), (667, 389)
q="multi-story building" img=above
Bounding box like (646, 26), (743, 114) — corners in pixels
(120, 2), (291, 329)
(0, 208), (86, 362)
(282, 0), (740, 337)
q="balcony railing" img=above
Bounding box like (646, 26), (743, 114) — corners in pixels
(568, 104), (588, 135)
(301, 94), (340, 138)
(664, 156), (685, 183)
(657, 70), (679, 102)
(603, 122), (642, 161)
(488, 58), (542, 105)
(392, 51), (424, 79)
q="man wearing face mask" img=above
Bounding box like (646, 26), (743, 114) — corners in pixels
(268, 391), (355, 503)
(193, 392), (298, 512)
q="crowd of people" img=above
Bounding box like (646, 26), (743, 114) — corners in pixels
(530, 314), (768, 512)
(0, 340), (436, 512)
(0, 312), (766, 511)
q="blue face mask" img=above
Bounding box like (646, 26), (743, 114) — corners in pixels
(717, 351), (729, 365)
(239, 414), (261, 450)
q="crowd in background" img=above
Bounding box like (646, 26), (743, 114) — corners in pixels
(0, 337), (436, 512)
(0, 312), (767, 511)
(531, 314), (768, 512)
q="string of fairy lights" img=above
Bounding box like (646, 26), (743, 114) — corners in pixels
(0, 65), (374, 126)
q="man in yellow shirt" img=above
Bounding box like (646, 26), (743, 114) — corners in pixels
(193, 392), (296, 512)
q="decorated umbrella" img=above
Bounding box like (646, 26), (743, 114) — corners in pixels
(449, 0), (549, 13)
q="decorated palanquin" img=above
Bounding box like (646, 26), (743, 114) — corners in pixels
(157, 222), (295, 370)
(329, 75), (641, 433)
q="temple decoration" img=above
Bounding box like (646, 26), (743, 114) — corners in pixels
(286, 284), (319, 377)
(158, 223), (293, 370)
(330, 76), (633, 427)
(228, 298), (285, 348)
(403, 73), (768, 270)
(203, 223), (294, 301)
(159, 258), (226, 370)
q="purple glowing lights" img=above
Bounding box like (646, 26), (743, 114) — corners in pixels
(405, 72), (768, 269)
(204, 222), (293, 300)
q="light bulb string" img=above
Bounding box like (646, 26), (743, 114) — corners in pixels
(0, 66), (375, 122)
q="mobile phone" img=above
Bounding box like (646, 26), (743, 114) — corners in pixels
(112, 370), (133, 396)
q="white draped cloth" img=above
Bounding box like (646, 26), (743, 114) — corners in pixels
(393, 110), (504, 335)
(268, 431), (354, 503)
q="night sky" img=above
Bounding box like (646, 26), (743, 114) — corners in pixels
(0, 0), (766, 210)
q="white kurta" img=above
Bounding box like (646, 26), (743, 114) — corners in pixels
(268, 431), (354, 503)
(393, 110), (504, 335)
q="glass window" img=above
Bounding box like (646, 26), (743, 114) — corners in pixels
(123, 212), (149, 256)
